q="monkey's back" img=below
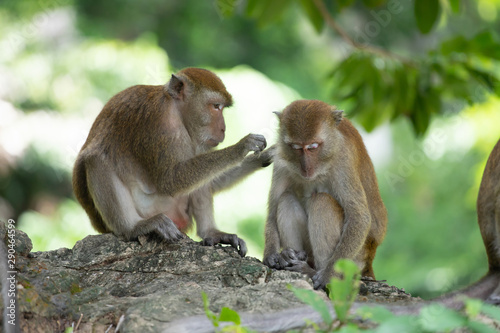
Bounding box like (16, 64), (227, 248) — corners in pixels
(477, 138), (500, 269)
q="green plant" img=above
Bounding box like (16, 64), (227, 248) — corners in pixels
(288, 259), (361, 331)
(202, 291), (254, 333)
(289, 259), (500, 332)
(358, 298), (500, 333)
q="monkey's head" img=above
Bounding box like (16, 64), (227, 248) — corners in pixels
(275, 100), (343, 180)
(166, 68), (233, 149)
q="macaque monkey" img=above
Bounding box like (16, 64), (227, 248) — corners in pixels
(446, 137), (500, 303)
(263, 99), (387, 289)
(73, 68), (273, 256)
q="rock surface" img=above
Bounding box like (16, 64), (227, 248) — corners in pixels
(0, 222), (419, 332)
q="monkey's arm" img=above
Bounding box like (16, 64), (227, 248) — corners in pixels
(263, 169), (289, 268)
(313, 178), (371, 289)
(190, 186), (247, 257)
(153, 134), (267, 196)
(211, 145), (275, 193)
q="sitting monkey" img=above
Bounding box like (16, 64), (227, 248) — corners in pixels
(263, 99), (387, 289)
(73, 68), (273, 256)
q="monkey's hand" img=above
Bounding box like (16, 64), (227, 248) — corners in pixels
(312, 267), (334, 290)
(263, 252), (289, 270)
(281, 248), (308, 262)
(263, 248), (308, 270)
(281, 248), (316, 278)
(257, 144), (277, 167)
(202, 230), (247, 257)
(237, 134), (267, 155)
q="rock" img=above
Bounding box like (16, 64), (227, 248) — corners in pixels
(0, 222), (419, 332)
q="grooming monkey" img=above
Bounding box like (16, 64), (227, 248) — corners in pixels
(73, 68), (273, 256)
(263, 99), (387, 289)
(164, 139), (500, 333)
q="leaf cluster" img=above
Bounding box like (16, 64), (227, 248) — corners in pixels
(222, 0), (500, 135)
(358, 299), (500, 333)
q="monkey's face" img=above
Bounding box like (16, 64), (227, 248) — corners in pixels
(184, 91), (229, 149)
(278, 100), (339, 180)
(203, 100), (227, 147)
(281, 139), (323, 180)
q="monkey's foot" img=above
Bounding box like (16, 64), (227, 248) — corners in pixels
(264, 249), (316, 278)
(201, 231), (247, 257)
(312, 268), (334, 290)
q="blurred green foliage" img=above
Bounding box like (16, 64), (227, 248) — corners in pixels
(224, 0), (500, 135)
(0, 0), (499, 301)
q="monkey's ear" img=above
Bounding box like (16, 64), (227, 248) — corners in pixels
(273, 111), (282, 120)
(166, 74), (185, 100)
(331, 108), (343, 125)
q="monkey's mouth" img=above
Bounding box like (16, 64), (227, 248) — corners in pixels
(300, 169), (316, 180)
(207, 138), (222, 147)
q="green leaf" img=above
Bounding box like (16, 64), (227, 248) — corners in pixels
(373, 315), (422, 333)
(219, 307), (241, 325)
(245, 0), (292, 27)
(298, 0), (324, 33)
(216, 0), (239, 17)
(466, 320), (499, 333)
(202, 292), (219, 327)
(480, 302), (500, 322)
(327, 259), (361, 323)
(337, 323), (362, 332)
(419, 304), (467, 331)
(464, 298), (483, 318)
(288, 285), (334, 326)
(466, 65), (500, 92)
(411, 94), (431, 136)
(334, 259), (360, 284)
(414, 0), (441, 34)
(440, 35), (468, 55)
(357, 306), (395, 323)
(361, 0), (388, 7)
(449, 0), (460, 13)
(338, 0), (356, 11)
(471, 30), (500, 60)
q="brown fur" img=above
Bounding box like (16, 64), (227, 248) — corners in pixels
(73, 68), (271, 256)
(177, 68), (233, 104)
(263, 100), (387, 289)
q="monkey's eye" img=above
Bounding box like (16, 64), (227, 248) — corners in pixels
(291, 144), (302, 150)
(306, 143), (319, 150)
(213, 103), (223, 111)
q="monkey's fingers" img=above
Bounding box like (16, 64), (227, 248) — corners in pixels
(263, 253), (286, 269)
(220, 233), (247, 257)
(259, 145), (277, 167)
(312, 269), (330, 290)
(253, 135), (267, 154)
(236, 238), (247, 257)
(281, 248), (308, 263)
(202, 233), (247, 257)
(155, 220), (185, 243)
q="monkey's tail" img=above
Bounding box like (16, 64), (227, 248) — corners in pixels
(435, 270), (500, 308)
(72, 156), (108, 233)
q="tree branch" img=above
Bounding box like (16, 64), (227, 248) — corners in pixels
(312, 0), (413, 64)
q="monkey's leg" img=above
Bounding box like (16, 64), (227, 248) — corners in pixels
(273, 193), (316, 274)
(86, 158), (184, 241)
(307, 192), (344, 272)
(277, 193), (311, 257)
(190, 186), (247, 257)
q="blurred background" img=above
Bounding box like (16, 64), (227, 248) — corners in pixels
(0, 0), (499, 299)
